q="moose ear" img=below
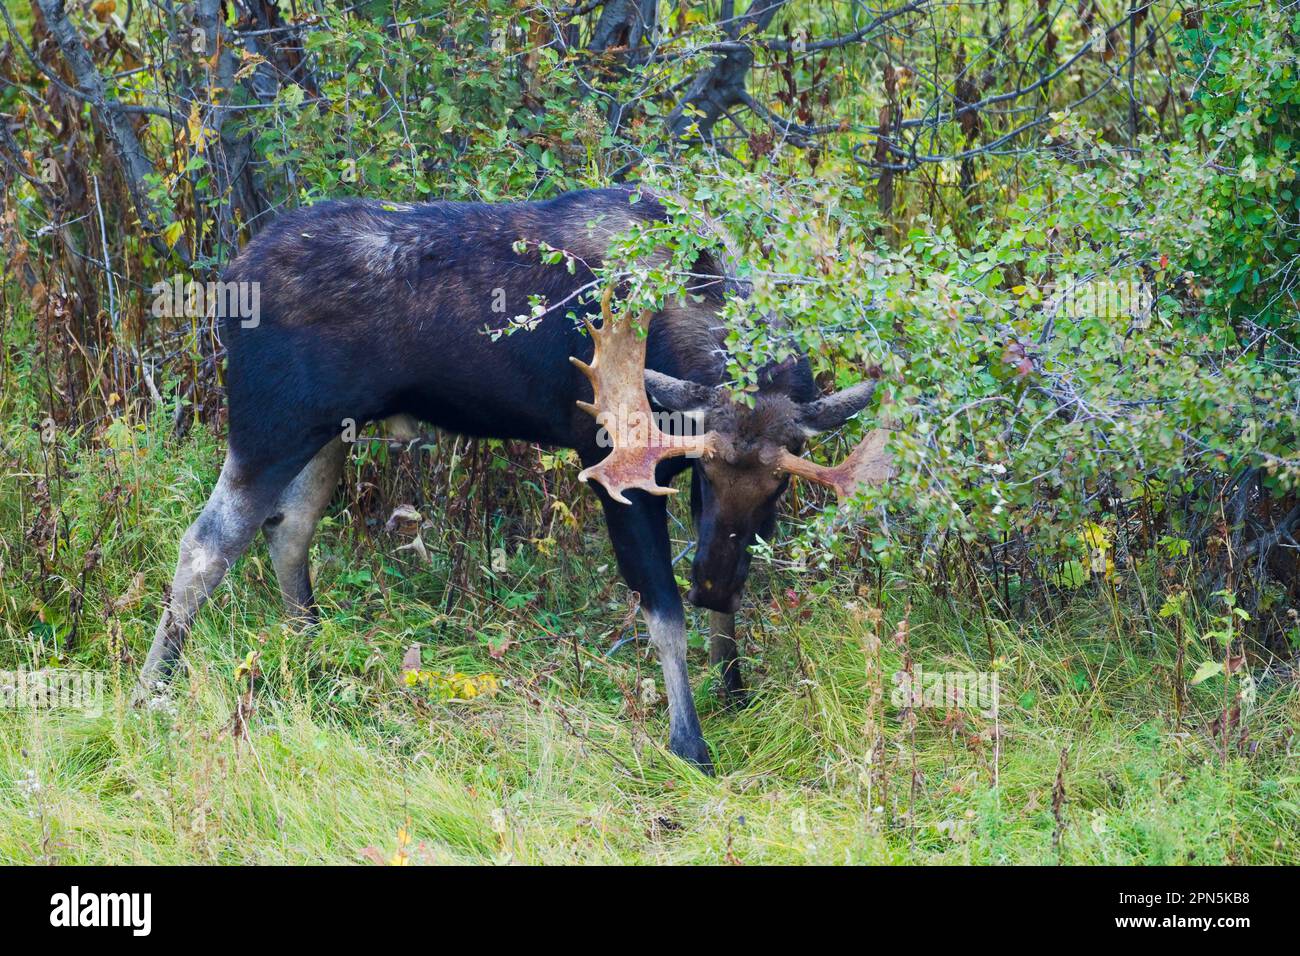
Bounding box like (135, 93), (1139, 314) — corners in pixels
(644, 369), (715, 412)
(799, 380), (879, 435)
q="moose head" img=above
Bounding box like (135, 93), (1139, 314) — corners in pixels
(571, 287), (893, 613)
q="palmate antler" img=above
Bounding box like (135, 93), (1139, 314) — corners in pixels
(775, 428), (894, 504)
(570, 288), (719, 504)
(573, 286), (893, 507)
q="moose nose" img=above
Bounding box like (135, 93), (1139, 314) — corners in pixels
(686, 584), (742, 614)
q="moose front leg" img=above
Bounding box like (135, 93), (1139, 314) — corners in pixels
(644, 607), (710, 770)
(596, 485), (711, 772)
(709, 611), (747, 708)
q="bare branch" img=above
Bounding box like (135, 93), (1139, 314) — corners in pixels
(30, 0), (183, 260)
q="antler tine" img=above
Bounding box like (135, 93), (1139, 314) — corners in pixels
(569, 286), (718, 504)
(776, 428), (894, 505)
(568, 287), (612, 419)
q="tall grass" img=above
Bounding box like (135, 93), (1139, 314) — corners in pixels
(2, 308), (1297, 865)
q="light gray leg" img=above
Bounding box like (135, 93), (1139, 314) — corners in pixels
(644, 609), (711, 772)
(709, 610), (747, 707)
(262, 437), (346, 618)
(137, 455), (281, 693)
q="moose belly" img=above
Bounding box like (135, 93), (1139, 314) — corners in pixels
(384, 351), (581, 447)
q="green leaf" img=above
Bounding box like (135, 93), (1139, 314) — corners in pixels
(1057, 560), (1087, 589)
(1189, 660), (1224, 686)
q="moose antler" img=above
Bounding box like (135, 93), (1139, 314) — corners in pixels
(776, 428), (894, 504)
(570, 287), (718, 504)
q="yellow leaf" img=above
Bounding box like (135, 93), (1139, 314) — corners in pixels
(234, 650), (259, 681)
(186, 102), (209, 154)
(234, 51), (267, 82)
(162, 220), (184, 250)
(1080, 521), (1111, 551)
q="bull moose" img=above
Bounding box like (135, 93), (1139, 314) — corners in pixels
(140, 187), (891, 771)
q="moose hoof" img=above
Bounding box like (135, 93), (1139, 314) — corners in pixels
(720, 686), (751, 712)
(671, 732), (714, 775)
(128, 679), (158, 710)
(130, 668), (173, 711)
(716, 668), (749, 711)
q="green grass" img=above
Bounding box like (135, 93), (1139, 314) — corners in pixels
(2, 405), (1298, 864)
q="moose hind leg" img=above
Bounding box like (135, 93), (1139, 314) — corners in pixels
(263, 436), (347, 619)
(138, 457), (285, 693)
